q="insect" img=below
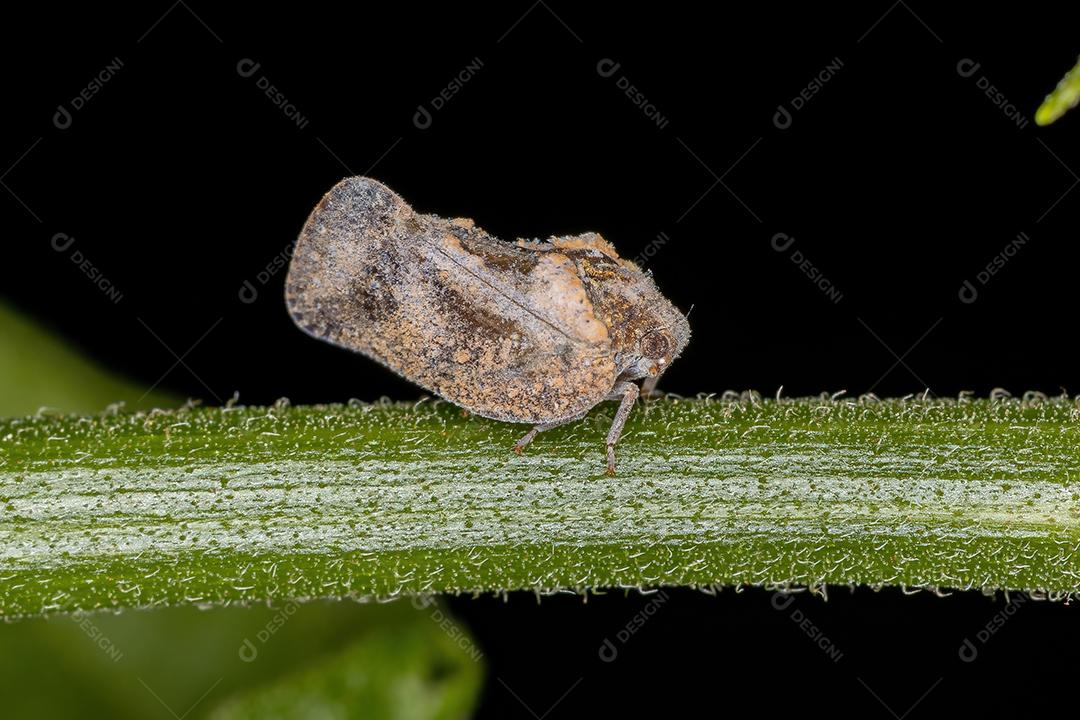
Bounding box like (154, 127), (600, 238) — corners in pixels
(285, 177), (690, 474)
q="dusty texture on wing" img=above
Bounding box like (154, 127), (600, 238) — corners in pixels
(285, 177), (617, 423)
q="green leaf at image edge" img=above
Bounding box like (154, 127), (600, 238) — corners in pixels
(1036, 55), (1080, 126)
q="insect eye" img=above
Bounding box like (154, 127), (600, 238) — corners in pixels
(639, 329), (671, 359)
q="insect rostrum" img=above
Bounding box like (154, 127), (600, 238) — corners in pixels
(285, 177), (690, 473)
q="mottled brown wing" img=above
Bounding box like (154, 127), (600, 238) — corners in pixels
(285, 177), (617, 424)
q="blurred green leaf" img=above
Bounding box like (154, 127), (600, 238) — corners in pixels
(0, 301), (176, 416)
(210, 601), (482, 720)
(0, 601), (481, 719)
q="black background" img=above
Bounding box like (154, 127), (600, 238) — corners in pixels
(4, 2), (1079, 715)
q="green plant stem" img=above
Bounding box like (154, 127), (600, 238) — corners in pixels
(1, 396), (1078, 617)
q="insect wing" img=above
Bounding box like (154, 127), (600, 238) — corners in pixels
(286, 177), (617, 423)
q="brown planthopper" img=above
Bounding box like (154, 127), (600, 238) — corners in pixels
(285, 177), (690, 474)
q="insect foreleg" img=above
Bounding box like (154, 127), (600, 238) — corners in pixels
(605, 381), (640, 475)
(640, 375), (661, 398)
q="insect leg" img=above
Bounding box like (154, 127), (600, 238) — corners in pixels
(513, 419), (575, 455)
(605, 381), (640, 475)
(640, 375), (661, 398)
